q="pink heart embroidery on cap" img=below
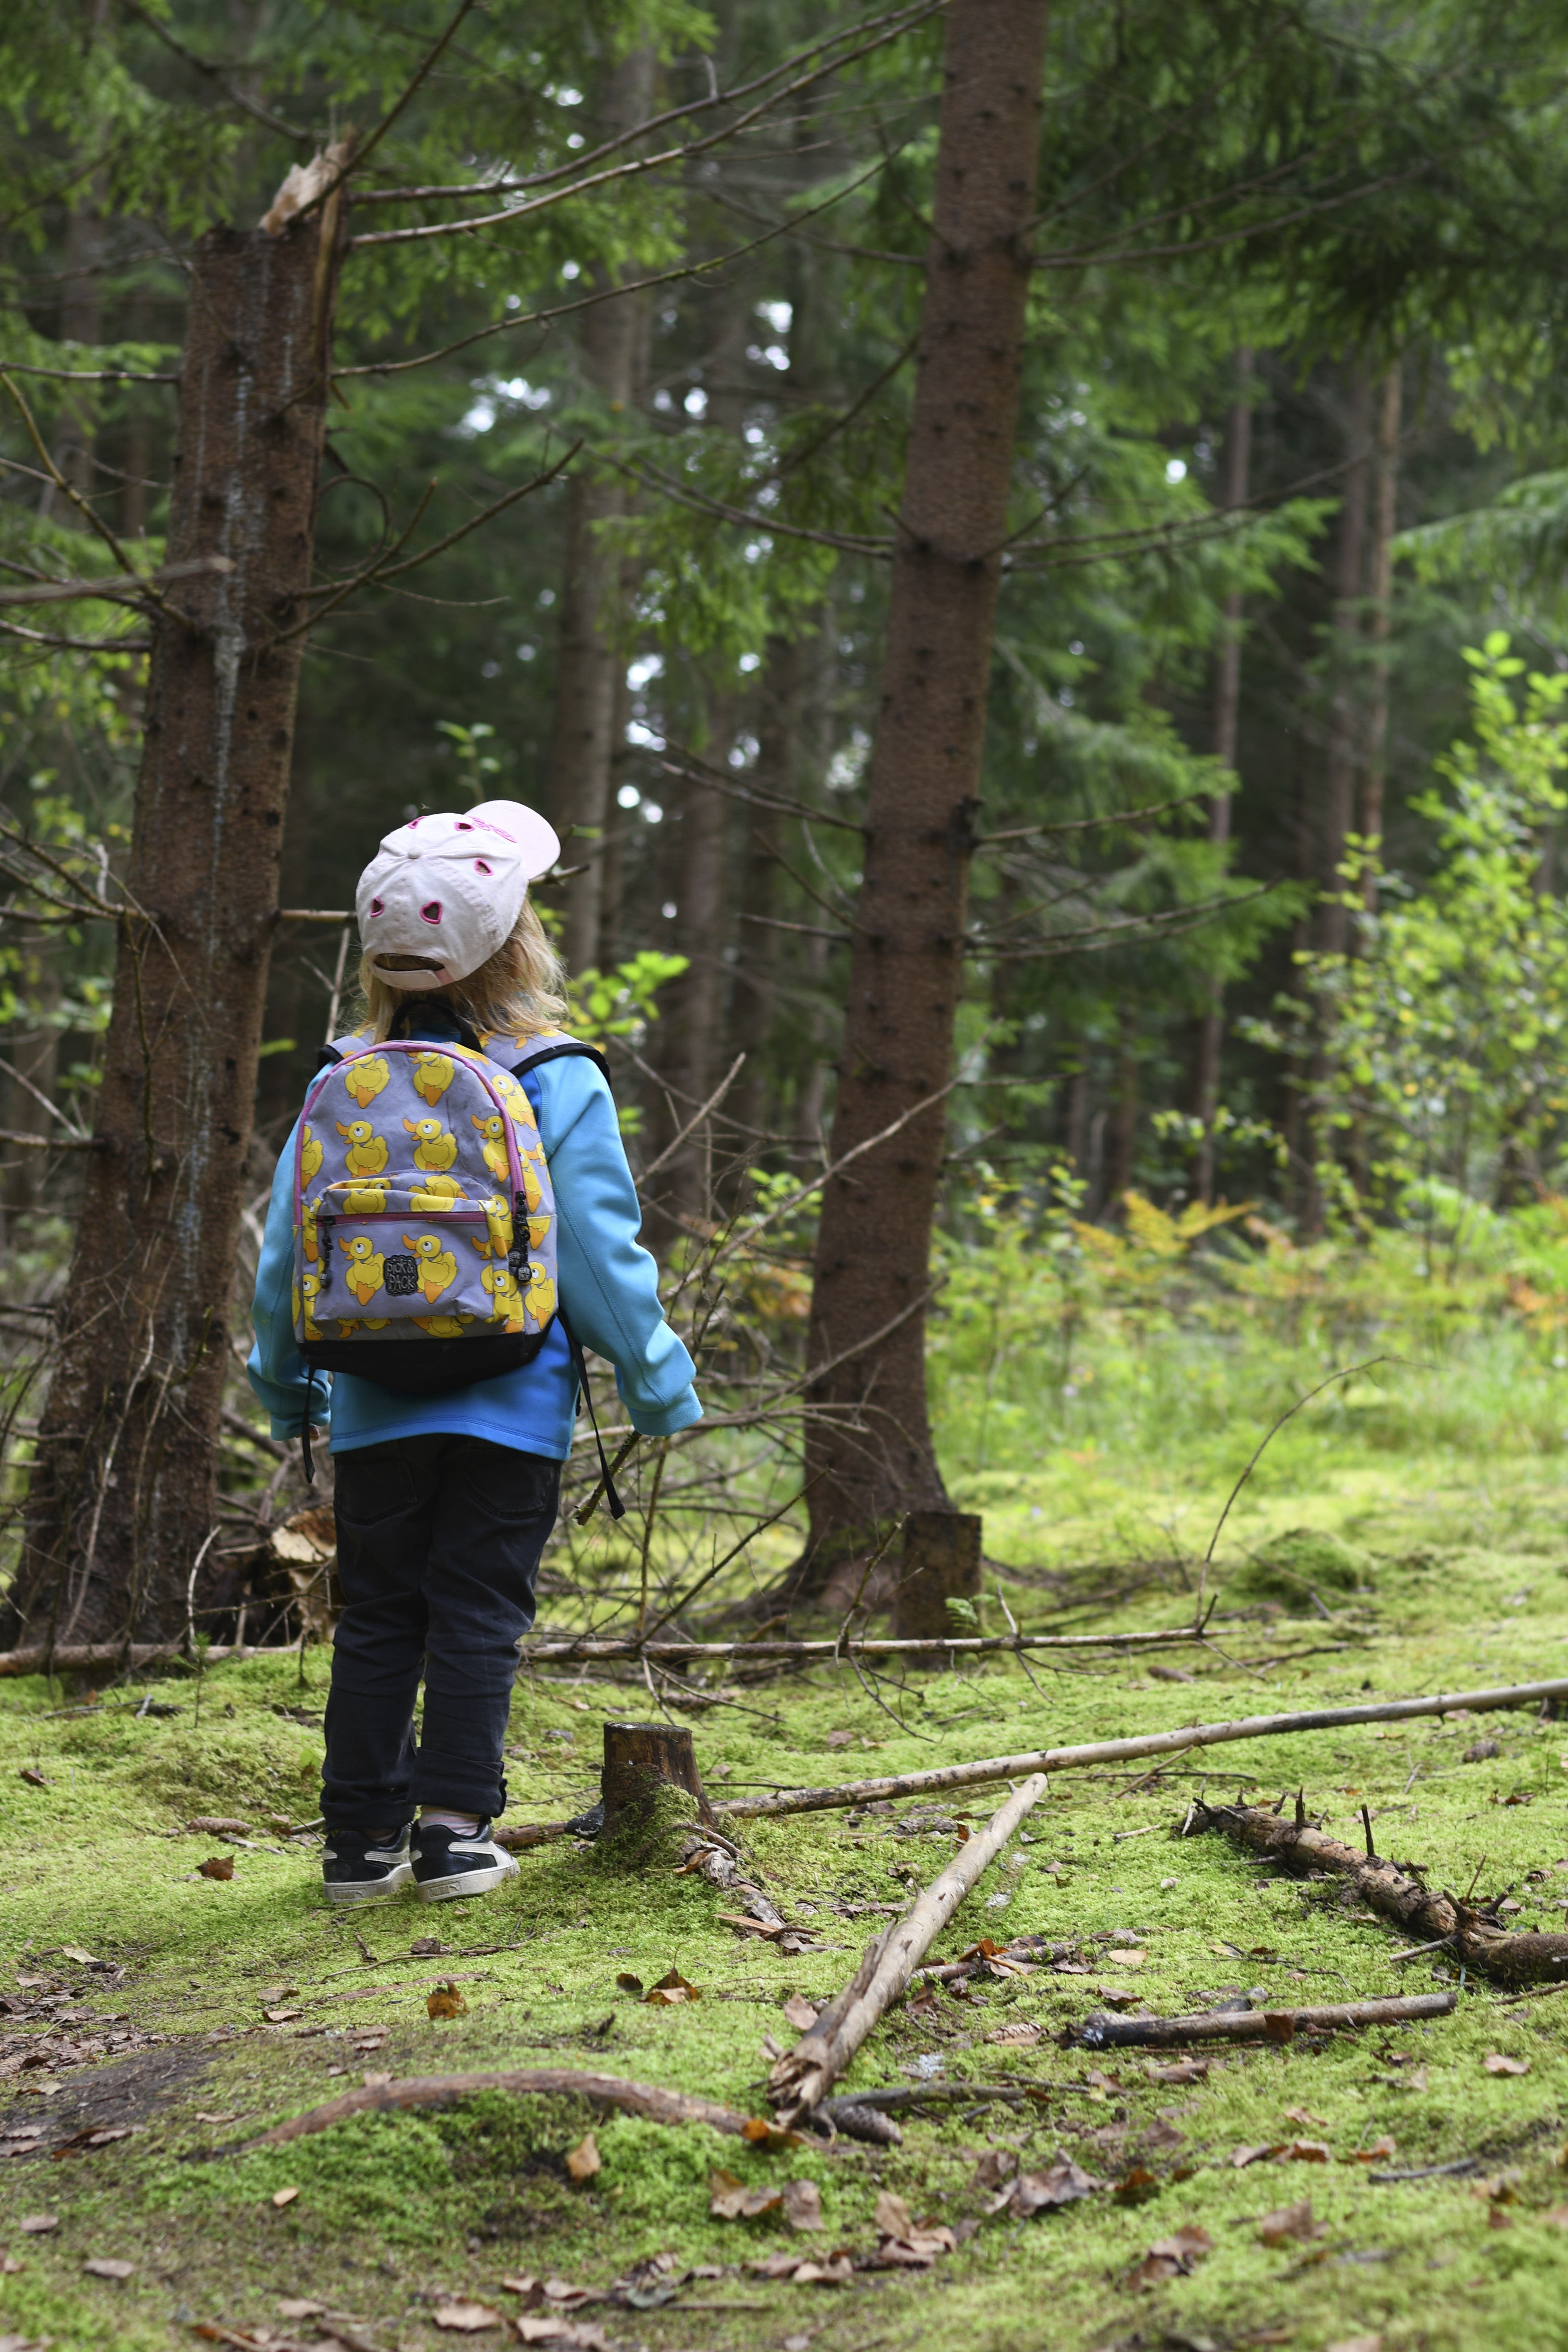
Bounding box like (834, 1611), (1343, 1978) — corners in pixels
(474, 859), (492, 874)
(368, 898), (384, 915)
(420, 901), (443, 924)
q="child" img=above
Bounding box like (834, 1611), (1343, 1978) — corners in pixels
(248, 800), (701, 1905)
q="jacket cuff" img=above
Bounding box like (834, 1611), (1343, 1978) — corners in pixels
(625, 1388), (703, 1438)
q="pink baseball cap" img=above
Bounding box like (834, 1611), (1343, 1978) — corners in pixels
(355, 799), (560, 991)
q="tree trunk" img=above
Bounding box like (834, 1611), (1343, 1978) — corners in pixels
(800, 0), (1047, 1581)
(892, 1509), (983, 1652)
(4, 201), (348, 1651)
(1301, 364), (1372, 1235)
(550, 45), (656, 976)
(1192, 350), (1252, 1205)
(1359, 361), (1402, 899)
(600, 1719), (715, 1835)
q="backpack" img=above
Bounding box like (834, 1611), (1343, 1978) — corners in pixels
(291, 1022), (605, 1399)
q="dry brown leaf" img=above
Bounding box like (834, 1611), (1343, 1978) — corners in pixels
(1284, 2106), (1326, 2127)
(433, 2303), (503, 2332)
(197, 1856), (234, 1881)
(1348, 2135), (1397, 2164)
(1280, 2139), (1332, 2164)
(1473, 2169), (1524, 2204)
(428, 1981), (468, 2020)
(517, 2319), (612, 2347)
(17, 2216), (57, 2234)
(987, 2020), (1043, 2046)
(781, 1993), (817, 2032)
(1326, 2337), (1384, 2352)
(825, 1730), (854, 1748)
(1146, 2057), (1209, 2085)
(875, 2189), (913, 2239)
(1231, 2143), (1280, 2168)
(0, 2257), (24, 2274)
(187, 1816), (251, 1835)
(643, 1968), (700, 2005)
(410, 1936), (444, 1956)
(566, 2133), (601, 2183)
(19, 1767), (47, 1788)
(710, 2168), (783, 2221)
(1117, 1950), (1148, 1971)
(59, 1946), (98, 1966)
(786, 2258), (854, 2286)
(1009, 2156), (1104, 2215)
(614, 1972), (643, 1995)
(277, 2301), (325, 2321)
(783, 2179), (823, 2232)
(1257, 2198), (1326, 2247)
(1128, 2221), (1212, 2287)
(270, 2186), (300, 2209)
(1543, 2205), (1568, 2229)
(1485, 2052), (1530, 2076)
(969, 2149), (1018, 2192)
(82, 2257), (134, 2279)
(740, 2116), (805, 2151)
(263, 2006), (303, 2024)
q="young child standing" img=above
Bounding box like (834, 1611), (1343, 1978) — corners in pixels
(248, 800), (700, 1906)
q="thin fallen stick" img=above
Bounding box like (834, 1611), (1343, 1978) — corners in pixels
(518, 1626), (1224, 1663)
(1196, 1797), (1568, 1989)
(1076, 1990), (1456, 2050)
(711, 1676), (1568, 1820)
(768, 1774), (1046, 2126)
(250, 2067), (751, 2150)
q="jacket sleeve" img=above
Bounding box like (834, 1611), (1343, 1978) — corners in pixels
(246, 1121), (328, 1441)
(532, 1055), (702, 1436)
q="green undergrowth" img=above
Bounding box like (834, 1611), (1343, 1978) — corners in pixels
(8, 1371), (1568, 2347)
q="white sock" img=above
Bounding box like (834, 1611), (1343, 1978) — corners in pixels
(420, 1808), (482, 1836)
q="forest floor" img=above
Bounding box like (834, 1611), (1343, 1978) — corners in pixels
(5, 1396), (1568, 2352)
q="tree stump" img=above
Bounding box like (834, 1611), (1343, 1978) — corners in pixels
(893, 1512), (983, 1654)
(600, 1722), (715, 1840)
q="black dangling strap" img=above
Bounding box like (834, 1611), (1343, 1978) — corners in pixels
(301, 1367), (321, 1487)
(560, 1312), (626, 1520)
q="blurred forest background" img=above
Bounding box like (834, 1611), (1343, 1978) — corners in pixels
(9, 0), (1568, 1650)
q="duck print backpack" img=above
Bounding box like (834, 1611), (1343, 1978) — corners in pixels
(290, 1024), (605, 1401)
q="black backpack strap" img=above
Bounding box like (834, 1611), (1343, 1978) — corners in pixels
(558, 1310), (626, 1521)
(508, 1037), (612, 1087)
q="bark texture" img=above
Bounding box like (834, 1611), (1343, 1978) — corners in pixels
(1079, 1991), (1455, 2050)
(1192, 350), (1253, 1205)
(892, 1508), (982, 1645)
(550, 46), (655, 975)
(6, 207), (346, 1650)
(600, 1718), (716, 1835)
(802, 0), (1047, 1571)
(1198, 1796), (1568, 1990)
(255, 2067), (749, 2149)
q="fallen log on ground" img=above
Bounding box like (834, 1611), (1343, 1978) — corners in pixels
(0, 1624), (1234, 1678)
(768, 1774), (1046, 2129)
(713, 1677), (1568, 1821)
(1076, 1990), (1456, 2050)
(1195, 1797), (1568, 1989)
(251, 2068), (750, 2149)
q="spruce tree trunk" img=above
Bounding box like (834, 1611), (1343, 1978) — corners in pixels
(800, 0), (1048, 1579)
(551, 46), (656, 975)
(1359, 361), (1402, 893)
(5, 202), (347, 1651)
(1192, 350), (1252, 1206)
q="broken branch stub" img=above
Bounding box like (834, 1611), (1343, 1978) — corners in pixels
(596, 1720), (716, 1860)
(252, 2068), (750, 2149)
(768, 1772), (1046, 2128)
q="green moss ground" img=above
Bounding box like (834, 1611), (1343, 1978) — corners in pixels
(7, 1441), (1568, 2351)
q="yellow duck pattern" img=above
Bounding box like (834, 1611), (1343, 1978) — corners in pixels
(337, 1119), (389, 1176)
(470, 1111), (511, 1181)
(479, 1260), (525, 1328)
(335, 1177), (391, 1215)
(413, 1311), (475, 1336)
(295, 1269), (325, 1340)
(403, 1116), (459, 1173)
(335, 1315), (390, 1335)
(523, 1260), (556, 1326)
(342, 1055), (390, 1109)
(300, 1124), (324, 1183)
(403, 1230), (458, 1304)
(410, 1172), (466, 1213)
(338, 1232), (386, 1306)
(411, 1052), (455, 1106)
(518, 1149), (546, 1214)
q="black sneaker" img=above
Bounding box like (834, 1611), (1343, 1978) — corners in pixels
(321, 1821), (414, 1906)
(411, 1819), (519, 1903)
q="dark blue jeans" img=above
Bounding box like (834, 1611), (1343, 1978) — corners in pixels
(323, 1434), (560, 1832)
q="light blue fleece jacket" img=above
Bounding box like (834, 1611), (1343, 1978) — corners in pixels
(247, 1021), (701, 1457)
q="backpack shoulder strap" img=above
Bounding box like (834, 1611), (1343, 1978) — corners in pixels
(314, 1029), (372, 1075)
(496, 1030), (612, 1089)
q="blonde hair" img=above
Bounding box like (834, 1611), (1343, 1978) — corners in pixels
(355, 899), (570, 1045)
